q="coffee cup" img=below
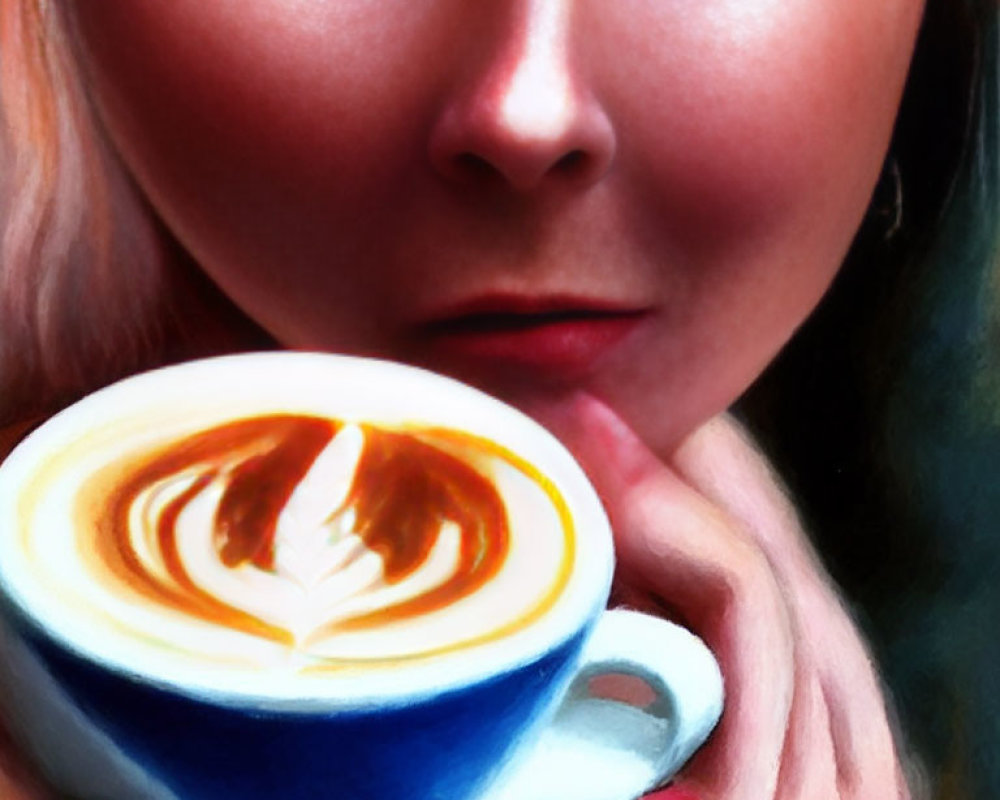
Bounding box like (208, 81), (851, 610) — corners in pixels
(0, 352), (722, 800)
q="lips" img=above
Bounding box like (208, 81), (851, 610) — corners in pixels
(416, 294), (649, 381)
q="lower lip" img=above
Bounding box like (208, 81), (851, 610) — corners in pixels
(421, 314), (644, 380)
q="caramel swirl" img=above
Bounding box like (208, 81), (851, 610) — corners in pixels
(78, 415), (520, 658)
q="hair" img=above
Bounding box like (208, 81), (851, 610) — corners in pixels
(0, 1), (266, 429)
(738, 2), (1000, 797)
(0, 1), (168, 425)
(1, 3), (999, 793)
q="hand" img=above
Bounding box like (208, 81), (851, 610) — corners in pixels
(0, 403), (911, 800)
(548, 394), (909, 800)
(0, 722), (50, 800)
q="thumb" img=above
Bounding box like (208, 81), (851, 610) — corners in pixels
(547, 393), (794, 800)
(551, 394), (771, 631)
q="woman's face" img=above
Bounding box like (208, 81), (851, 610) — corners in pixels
(69, 0), (924, 451)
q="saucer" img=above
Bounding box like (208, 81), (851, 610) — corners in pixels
(476, 698), (670, 800)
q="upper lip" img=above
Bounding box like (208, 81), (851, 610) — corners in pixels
(417, 293), (649, 333)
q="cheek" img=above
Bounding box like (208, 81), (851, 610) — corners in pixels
(67, 0), (923, 389)
(589, 0), (919, 268)
(67, 0), (487, 352)
(68, 1), (456, 276)
(576, 0), (922, 442)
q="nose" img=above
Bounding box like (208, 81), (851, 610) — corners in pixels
(428, 1), (616, 193)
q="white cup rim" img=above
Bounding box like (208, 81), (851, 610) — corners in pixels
(0, 352), (613, 710)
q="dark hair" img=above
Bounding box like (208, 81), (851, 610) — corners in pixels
(738, 2), (1000, 796)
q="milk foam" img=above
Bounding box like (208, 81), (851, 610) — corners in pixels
(0, 354), (612, 702)
(11, 415), (573, 677)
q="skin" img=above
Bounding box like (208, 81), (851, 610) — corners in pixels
(65, 0), (924, 452)
(5, 0), (927, 797)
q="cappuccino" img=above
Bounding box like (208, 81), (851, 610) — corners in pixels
(0, 354), (722, 800)
(2, 373), (581, 700)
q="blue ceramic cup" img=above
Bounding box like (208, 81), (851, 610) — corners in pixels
(0, 353), (722, 800)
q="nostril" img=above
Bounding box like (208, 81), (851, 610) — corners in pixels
(555, 149), (587, 175)
(451, 148), (592, 188)
(455, 152), (499, 180)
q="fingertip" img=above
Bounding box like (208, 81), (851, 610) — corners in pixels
(557, 392), (663, 490)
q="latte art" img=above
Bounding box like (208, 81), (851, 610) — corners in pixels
(14, 413), (574, 675)
(92, 415), (512, 646)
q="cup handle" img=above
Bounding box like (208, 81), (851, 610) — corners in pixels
(478, 609), (724, 800)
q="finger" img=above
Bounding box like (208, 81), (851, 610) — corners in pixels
(810, 592), (908, 799)
(670, 414), (826, 589)
(553, 394), (795, 800)
(773, 592), (905, 800)
(0, 725), (50, 800)
(673, 416), (907, 797)
(773, 659), (839, 800)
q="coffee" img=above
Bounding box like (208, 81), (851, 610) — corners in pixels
(0, 355), (721, 800)
(7, 409), (574, 682)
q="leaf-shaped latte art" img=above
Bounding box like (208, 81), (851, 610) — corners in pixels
(80, 415), (528, 661)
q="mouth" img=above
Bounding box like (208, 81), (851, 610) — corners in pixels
(415, 294), (649, 381)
